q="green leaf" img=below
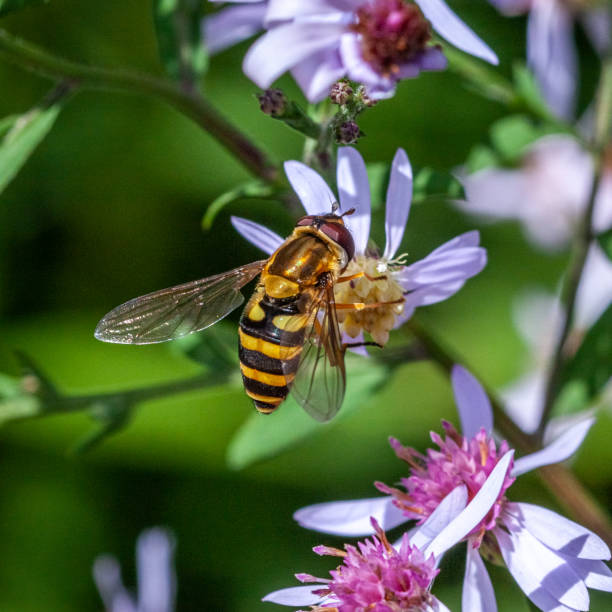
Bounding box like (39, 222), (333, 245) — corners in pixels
(512, 63), (556, 123)
(464, 144), (499, 174)
(202, 180), (277, 230)
(597, 228), (612, 262)
(0, 103), (61, 196)
(489, 115), (541, 162)
(152, 0), (208, 86)
(412, 167), (465, 203)
(0, 0), (46, 17)
(0, 373), (41, 424)
(557, 303), (612, 411)
(226, 356), (389, 469)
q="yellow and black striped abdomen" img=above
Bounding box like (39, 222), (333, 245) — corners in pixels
(238, 288), (310, 414)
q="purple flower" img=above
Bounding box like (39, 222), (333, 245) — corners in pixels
(460, 134), (612, 251)
(263, 455), (516, 610)
(231, 147), (486, 348)
(241, 0), (498, 102)
(93, 528), (176, 612)
(203, 1), (269, 54)
(293, 366), (611, 611)
(489, 0), (611, 119)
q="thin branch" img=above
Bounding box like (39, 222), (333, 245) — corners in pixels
(0, 29), (278, 183)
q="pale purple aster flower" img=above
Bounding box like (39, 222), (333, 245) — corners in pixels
(242, 0), (498, 102)
(489, 0), (611, 119)
(204, 1), (269, 54)
(93, 527), (176, 612)
(231, 146), (486, 349)
(460, 134), (612, 251)
(264, 454), (515, 610)
(503, 244), (612, 433)
(294, 365), (611, 611)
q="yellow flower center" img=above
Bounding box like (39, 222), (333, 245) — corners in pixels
(334, 254), (406, 346)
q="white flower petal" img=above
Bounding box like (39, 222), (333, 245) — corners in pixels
(463, 545), (498, 612)
(266, 0), (358, 23)
(526, 0), (577, 119)
(136, 528), (175, 612)
(562, 557), (612, 592)
(293, 496), (407, 536)
(243, 22), (344, 89)
(93, 556), (126, 610)
(497, 515), (589, 610)
(575, 244), (612, 331)
(415, 0), (498, 64)
(502, 371), (546, 435)
(262, 584), (326, 606)
(506, 502), (610, 561)
(383, 148), (413, 259)
(410, 485), (467, 550)
(231, 216), (284, 255)
(451, 365), (493, 438)
(511, 417), (595, 476)
(291, 48), (345, 103)
(337, 147), (371, 254)
(284, 160), (337, 215)
(428, 597), (452, 612)
(342, 330), (369, 357)
(203, 4), (267, 54)
(424, 451), (513, 558)
(429, 230), (481, 254)
(340, 32), (393, 90)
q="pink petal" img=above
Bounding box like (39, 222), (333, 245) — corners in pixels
(497, 515), (589, 610)
(424, 451), (514, 558)
(283, 161), (337, 215)
(410, 485), (467, 550)
(511, 417), (595, 476)
(262, 584), (326, 606)
(203, 4), (267, 54)
(506, 502), (610, 561)
(231, 216), (284, 255)
(383, 148), (413, 259)
(451, 365), (493, 438)
(415, 0), (498, 64)
(293, 496), (407, 536)
(463, 545), (498, 612)
(243, 22), (345, 89)
(337, 147), (371, 254)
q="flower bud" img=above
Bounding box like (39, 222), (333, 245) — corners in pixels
(257, 88), (287, 117)
(336, 120), (361, 144)
(330, 81), (353, 105)
(356, 85), (377, 107)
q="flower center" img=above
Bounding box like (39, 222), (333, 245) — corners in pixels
(334, 254), (405, 346)
(352, 0), (431, 77)
(376, 424), (515, 544)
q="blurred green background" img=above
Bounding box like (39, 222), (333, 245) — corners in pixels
(0, 1), (610, 610)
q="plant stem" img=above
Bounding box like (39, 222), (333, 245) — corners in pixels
(404, 319), (612, 548)
(0, 29), (278, 183)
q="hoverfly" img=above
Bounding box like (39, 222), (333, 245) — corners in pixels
(95, 207), (367, 422)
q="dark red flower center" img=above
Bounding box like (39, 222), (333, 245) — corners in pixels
(352, 0), (431, 76)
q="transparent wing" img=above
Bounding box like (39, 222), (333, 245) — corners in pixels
(285, 282), (346, 422)
(94, 260), (266, 344)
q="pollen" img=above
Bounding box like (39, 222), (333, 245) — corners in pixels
(334, 254), (405, 346)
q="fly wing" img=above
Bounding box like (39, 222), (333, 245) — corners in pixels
(94, 260), (266, 344)
(284, 282), (346, 422)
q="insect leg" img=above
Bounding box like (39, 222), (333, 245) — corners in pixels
(337, 271), (388, 283)
(334, 298), (405, 311)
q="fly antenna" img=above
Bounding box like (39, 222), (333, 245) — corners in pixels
(341, 207), (355, 218)
(331, 201), (340, 214)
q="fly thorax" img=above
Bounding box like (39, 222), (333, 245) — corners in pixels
(334, 254), (405, 346)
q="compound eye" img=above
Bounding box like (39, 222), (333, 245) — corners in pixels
(296, 215), (316, 227)
(320, 222), (355, 261)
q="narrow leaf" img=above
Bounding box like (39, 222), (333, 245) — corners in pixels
(152, 0), (208, 86)
(0, 0), (46, 17)
(226, 357), (389, 469)
(0, 103), (61, 195)
(597, 228), (612, 263)
(489, 115), (541, 162)
(412, 167), (465, 203)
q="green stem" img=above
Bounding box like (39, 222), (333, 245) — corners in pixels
(404, 319), (612, 549)
(0, 29), (278, 183)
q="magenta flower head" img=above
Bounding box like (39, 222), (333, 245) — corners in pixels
(231, 147), (486, 349)
(293, 366), (611, 611)
(240, 0), (498, 102)
(93, 527), (176, 612)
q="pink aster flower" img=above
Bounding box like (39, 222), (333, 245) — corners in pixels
(294, 365), (611, 611)
(203, 1), (269, 54)
(231, 146), (486, 349)
(489, 0), (611, 119)
(264, 455), (516, 611)
(93, 528), (176, 612)
(241, 0), (498, 102)
(460, 134), (612, 251)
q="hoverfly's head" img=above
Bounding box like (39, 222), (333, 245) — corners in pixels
(296, 206), (356, 261)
